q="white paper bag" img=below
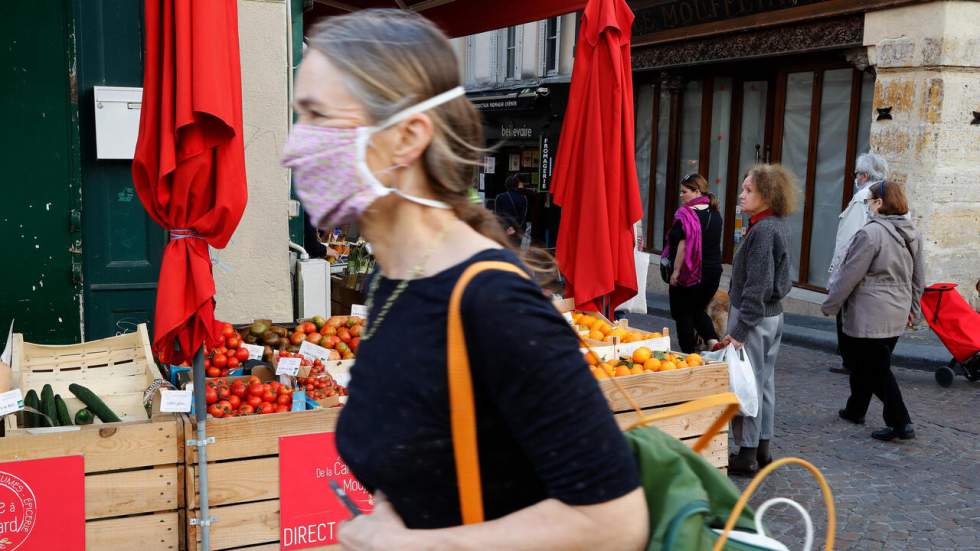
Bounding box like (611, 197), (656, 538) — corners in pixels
(723, 344), (759, 417)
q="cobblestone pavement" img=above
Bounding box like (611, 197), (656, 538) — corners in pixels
(628, 313), (980, 550)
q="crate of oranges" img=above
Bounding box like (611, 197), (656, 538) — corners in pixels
(584, 346), (731, 469)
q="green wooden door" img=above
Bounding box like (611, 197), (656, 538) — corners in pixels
(75, 0), (166, 340)
(0, 0), (83, 346)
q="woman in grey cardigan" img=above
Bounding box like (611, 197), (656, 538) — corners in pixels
(722, 164), (797, 475)
(822, 181), (924, 441)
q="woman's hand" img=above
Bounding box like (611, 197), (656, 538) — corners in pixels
(907, 312), (915, 328)
(669, 272), (680, 286)
(721, 335), (743, 349)
(339, 495), (413, 551)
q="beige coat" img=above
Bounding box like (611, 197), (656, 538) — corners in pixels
(822, 216), (925, 339)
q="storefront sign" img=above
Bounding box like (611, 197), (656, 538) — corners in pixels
(634, 0), (828, 34)
(279, 433), (374, 550)
(0, 455), (85, 551)
(501, 125), (535, 139)
(540, 136), (552, 192)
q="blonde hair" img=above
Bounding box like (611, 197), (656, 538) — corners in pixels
(746, 164), (799, 216)
(307, 10), (508, 246)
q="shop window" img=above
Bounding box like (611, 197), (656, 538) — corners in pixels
(678, 80), (702, 178)
(544, 17), (560, 75)
(635, 84), (654, 249)
(708, 78), (732, 239)
(652, 88), (670, 251)
(733, 80), (769, 250)
(856, 71), (875, 160)
(808, 68), (853, 287)
(780, 72), (814, 282)
(505, 26), (517, 80)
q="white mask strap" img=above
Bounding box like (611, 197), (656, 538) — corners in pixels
(377, 86), (466, 129)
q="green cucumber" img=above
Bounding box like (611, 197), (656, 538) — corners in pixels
(74, 408), (94, 425)
(40, 384), (57, 426)
(68, 384), (121, 423)
(54, 394), (72, 426)
(23, 389), (39, 428)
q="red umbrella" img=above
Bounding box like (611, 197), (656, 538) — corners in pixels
(551, 0), (642, 314)
(307, 1), (587, 38)
(132, 0), (248, 365)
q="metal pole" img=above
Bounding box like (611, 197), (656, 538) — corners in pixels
(192, 345), (213, 550)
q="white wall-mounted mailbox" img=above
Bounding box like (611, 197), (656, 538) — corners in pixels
(93, 86), (142, 160)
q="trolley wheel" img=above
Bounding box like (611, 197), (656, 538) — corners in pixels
(935, 365), (955, 387)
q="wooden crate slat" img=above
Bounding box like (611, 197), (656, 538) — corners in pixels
(0, 419), (180, 473)
(22, 364), (148, 389)
(681, 431), (728, 468)
(189, 408), (341, 463)
(599, 364), (730, 412)
(614, 403), (729, 438)
(189, 500), (280, 550)
(187, 457), (279, 509)
(85, 466), (180, 520)
(86, 511), (180, 551)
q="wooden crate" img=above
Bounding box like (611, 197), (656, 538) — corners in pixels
(183, 408), (344, 551)
(0, 324), (184, 550)
(599, 363), (731, 468)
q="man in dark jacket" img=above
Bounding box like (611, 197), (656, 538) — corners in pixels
(494, 174), (529, 245)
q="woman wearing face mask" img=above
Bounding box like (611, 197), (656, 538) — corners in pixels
(822, 182), (924, 442)
(282, 10), (646, 551)
(721, 164), (796, 475)
(663, 173), (723, 353)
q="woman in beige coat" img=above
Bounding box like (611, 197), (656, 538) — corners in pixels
(822, 181), (925, 442)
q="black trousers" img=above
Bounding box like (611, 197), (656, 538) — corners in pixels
(835, 312), (851, 370)
(668, 271), (721, 353)
(841, 335), (912, 428)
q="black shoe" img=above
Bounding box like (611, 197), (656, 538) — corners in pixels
(871, 425), (915, 442)
(728, 447), (758, 477)
(839, 409), (865, 425)
(756, 440), (772, 469)
(829, 365), (850, 374)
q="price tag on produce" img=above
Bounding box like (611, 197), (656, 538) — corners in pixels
(0, 388), (24, 416)
(242, 343), (265, 361)
(277, 357), (302, 377)
(350, 304), (369, 319)
(299, 340), (331, 362)
(159, 389), (193, 413)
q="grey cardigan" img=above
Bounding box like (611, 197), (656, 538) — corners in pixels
(728, 216), (793, 342)
(822, 215), (925, 339)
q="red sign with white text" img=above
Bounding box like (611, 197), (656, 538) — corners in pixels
(0, 455), (85, 551)
(279, 433), (374, 550)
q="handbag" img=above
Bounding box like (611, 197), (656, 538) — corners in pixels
(447, 261), (836, 550)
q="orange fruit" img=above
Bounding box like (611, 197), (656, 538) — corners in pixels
(686, 353), (703, 367)
(609, 327), (627, 340)
(651, 332), (663, 338)
(600, 363), (615, 376)
(609, 359), (621, 367)
(588, 330), (605, 341)
(614, 365), (632, 377)
(620, 333), (635, 344)
(660, 361), (677, 371)
(630, 364), (644, 376)
(643, 358), (661, 372)
(596, 322), (612, 335)
(579, 315), (597, 329)
(584, 351), (600, 366)
(594, 368), (609, 380)
(572, 312), (583, 323)
(632, 347), (653, 364)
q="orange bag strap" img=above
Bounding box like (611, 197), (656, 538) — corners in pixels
(447, 261), (530, 525)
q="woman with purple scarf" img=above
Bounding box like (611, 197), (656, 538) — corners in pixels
(663, 174), (723, 353)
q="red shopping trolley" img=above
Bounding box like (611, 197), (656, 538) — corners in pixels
(919, 283), (980, 387)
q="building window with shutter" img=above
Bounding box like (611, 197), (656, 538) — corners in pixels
(505, 26), (517, 80)
(544, 17), (560, 75)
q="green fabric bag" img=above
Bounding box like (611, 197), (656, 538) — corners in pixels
(625, 426), (767, 551)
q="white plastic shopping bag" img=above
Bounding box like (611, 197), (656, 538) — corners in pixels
(723, 344), (759, 417)
(620, 249), (650, 314)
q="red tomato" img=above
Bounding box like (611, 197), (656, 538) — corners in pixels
(289, 332), (305, 346)
(276, 393), (292, 406)
(235, 348), (250, 362)
(205, 387), (218, 404)
(212, 354), (228, 368)
(217, 386), (231, 400)
(228, 395), (241, 409)
(262, 390), (277, 403)
(349, 325), (362, 337)
(226, 336), (241, 349)
(238, 404), (255, 415)
(227, 356), (240, 369)
(230, 381), (247, 398)
(247, 395), (262, 408)
(204, 359), (211, 368)
(248, 383), (265, 397)
(216, 400), (233, 414)
(220, 368), (229, 377)
(278, 385), (292, 395)
(258, 403), (276, 414)
(350, 337), (360, 352)
(208, 404), (225, 418)
(301, 322), (317, 334)
(275, 405), (290, 413)
(216, 346), (228, 356)
(225, 349), (236, 359)
(222, 324), (235, 338)
(305, 384), (314, 392)
(206, 366), (221, 377)
(269, 382), (281, 394)
(247, 375), (261, 385)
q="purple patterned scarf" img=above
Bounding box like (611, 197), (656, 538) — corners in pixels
(665, 195), (710, 286)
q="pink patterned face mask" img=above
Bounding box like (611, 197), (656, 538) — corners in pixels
(281, 86), (465, 228)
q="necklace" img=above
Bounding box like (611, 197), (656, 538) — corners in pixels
(359, 222), (453, 343)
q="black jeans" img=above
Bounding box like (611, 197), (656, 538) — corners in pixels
(668, 271), (721, 353)
(842, 335), (912, 428)
(835, 312), (851, 370)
